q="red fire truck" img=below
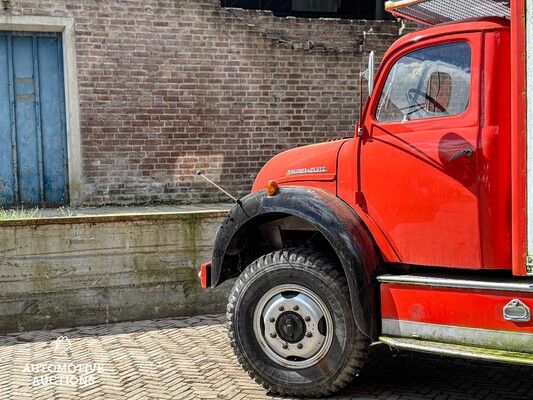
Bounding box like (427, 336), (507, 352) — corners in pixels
(200, 0), (533, 397)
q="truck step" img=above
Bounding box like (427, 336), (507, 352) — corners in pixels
(380, 336), (533, 366)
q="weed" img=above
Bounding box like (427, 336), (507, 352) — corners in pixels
(58, 206), (74, 217)
(0, 207), (41, 220)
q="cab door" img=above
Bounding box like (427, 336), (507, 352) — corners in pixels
(360, 35), (483, 269)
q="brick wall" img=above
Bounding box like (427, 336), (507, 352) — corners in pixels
(1, 0), (413, 205)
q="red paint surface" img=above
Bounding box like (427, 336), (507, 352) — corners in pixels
(478, 29), (512, 269)
(252, 139), (345, 193)
(251, 17), (520, 273)
(358, 19), (511, 270)
(337, 139), (402, 263)
(510, 1), (528, 276)
(381, 283), (533, 333)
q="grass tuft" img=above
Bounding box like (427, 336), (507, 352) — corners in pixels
(0, 207), (41, 220)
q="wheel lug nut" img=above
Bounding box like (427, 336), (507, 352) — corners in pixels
(293, 305), (299, 311)
(282, 344), (288, 349)
(270, 333), (277, 338)
(297, 343), (303, 349)
(269, 317), (275, 323)
(304, 316), (311, 322)
(306, 332), (313, 338)
(278, 306), (285, 312)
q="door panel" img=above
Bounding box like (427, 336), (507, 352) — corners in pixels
(13, 36), (41, 204)
(38, 36), (68, 204)
(361, 35), (483, 269)
(0, 36), (15, 204)
(363, 123), (480, 268)
(0, 32), (68, 207)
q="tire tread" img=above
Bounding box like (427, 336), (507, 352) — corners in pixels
(226, 248), (370, 398)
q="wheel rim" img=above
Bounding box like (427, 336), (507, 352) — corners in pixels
(253, 284), (334, 369)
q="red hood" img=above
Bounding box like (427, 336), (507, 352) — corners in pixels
(252, 140), (348, 192)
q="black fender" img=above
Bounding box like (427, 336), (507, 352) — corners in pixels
(211, 186), (381, 339)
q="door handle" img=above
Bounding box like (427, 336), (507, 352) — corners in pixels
(449, 147), (473, 162)
(503, 299), (531, 322)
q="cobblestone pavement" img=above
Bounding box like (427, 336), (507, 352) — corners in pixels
(0, 314), (531, 400)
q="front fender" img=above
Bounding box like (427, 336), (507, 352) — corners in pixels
(211, 186), (381, 339)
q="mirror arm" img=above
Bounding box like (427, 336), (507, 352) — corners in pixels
(358, 72), (364, 131)
(368, 51), (375, 96)
(358, 51), (375, 137)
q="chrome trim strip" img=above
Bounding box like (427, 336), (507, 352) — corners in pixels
(379, 336), (533, 366)
(382, 319), (533, 354)
(377, 274), (533, 293)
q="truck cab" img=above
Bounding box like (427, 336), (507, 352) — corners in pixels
(200, 1), (533, 398)
(351, 17), (511, 270)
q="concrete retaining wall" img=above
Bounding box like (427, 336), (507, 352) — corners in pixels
(0, 209), (232, 334)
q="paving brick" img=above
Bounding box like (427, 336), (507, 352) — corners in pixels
(0, 314), (530, 399)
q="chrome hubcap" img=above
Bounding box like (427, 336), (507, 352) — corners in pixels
(253, 284), (333, 369)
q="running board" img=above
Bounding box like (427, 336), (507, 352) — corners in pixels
(380, 336), (533, 366)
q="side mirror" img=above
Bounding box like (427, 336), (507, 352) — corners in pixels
(361, 51), (375, 97)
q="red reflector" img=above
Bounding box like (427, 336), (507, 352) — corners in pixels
(200, 261), (212, 288)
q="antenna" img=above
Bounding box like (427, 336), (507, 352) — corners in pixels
(195, 170), (238, 203)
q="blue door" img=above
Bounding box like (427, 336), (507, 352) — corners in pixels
(0, 32), (68, 207)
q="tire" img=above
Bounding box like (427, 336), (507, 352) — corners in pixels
(227, 248), (370, 398)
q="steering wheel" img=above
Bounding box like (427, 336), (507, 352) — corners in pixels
(406, 88), (448, 114)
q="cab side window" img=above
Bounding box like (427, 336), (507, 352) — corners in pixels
(376, 42), (471, 123)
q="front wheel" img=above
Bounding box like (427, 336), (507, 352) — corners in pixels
(227, 248), (370, 397)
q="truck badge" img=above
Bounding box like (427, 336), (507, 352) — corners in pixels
(286, 167), (327, 176)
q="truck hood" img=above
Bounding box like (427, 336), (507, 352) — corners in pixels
(252, 139), (348, 192)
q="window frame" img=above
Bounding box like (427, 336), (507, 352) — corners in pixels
(369, 34), (482, 129)
(220, 0), (378, 20)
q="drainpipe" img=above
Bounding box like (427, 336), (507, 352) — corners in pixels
(375, 0), (385, 20)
